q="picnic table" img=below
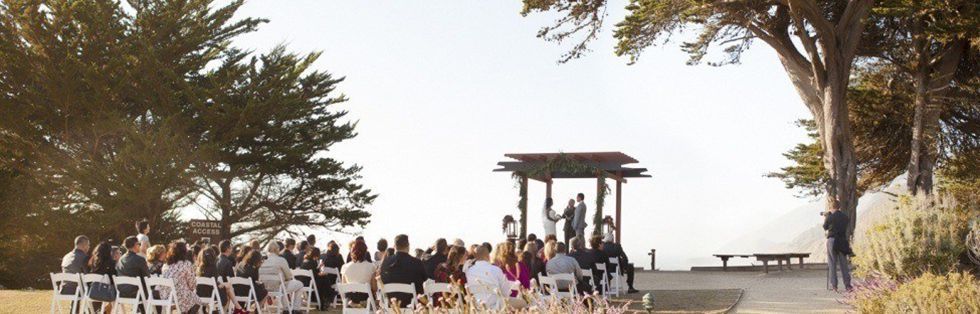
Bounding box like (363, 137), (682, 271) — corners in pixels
(713, 253), (811, 273)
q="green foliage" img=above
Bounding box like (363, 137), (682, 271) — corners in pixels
(0, 0), (373, 287)
(191, 47), (375, 241)
(850, 272), (980, 313)
(766, 120), (827, 198)
(769, 62), (980, 197)
(853, 195), (971, 280)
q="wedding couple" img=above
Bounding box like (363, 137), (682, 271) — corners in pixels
(541, 193), (588, 244)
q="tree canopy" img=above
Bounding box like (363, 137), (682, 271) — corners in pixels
(0, 0), (374, 288)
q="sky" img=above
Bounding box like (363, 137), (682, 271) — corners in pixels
(228, 1), (817, 270)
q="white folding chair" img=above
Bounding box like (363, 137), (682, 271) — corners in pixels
(79, 273), (110, 314)
(423, 281), (458, 306)
(594, 263), (610, 296)
(337, 282), (375, 314)
(379, 283), (418, 312)
(226, 277), (262, 314)
(292, 268), (320, 311)
(50, 273), (84, 314)
(111, 276), (145, 314)
(259, 272), (292, 313)
(579, 268), (595, 295)
(608, 257), (624, 296)
(321, 266), (342, 308)
(465, 281), (504, 311)
(551, 273), (578, 299)
(195, 277), (224, 314)
(144, 277), (181, 314)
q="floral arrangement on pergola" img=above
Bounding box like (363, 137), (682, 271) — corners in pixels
(493, 152), (650, 243)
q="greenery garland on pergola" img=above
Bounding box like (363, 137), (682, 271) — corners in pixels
(511, 153), (610, 239)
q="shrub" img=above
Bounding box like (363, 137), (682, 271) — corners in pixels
(858, 272), (980, 313)
(853, 195), (970, 280)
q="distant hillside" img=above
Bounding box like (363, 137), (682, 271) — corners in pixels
(720, 176), (905, 263)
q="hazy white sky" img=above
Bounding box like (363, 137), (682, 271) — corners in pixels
(230, 1), (816, 270)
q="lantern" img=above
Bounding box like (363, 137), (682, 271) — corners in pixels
(502, 215), (518, 242)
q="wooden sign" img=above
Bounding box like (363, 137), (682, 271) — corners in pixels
(188, 219), (222, 242)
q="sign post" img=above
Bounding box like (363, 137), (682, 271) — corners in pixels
(188, 219), (222, 243)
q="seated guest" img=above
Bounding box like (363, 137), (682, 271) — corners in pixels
(298, 240), (309, 258)
(424, 238), (448, 279)
(431, 245), (468, 307)
(346, 236), (372, 263)
(493, 242), (529, 294)
(452, 239), (465, 248)
(160, 241), (204, 313)
(216, 240), (235, 280)
(146, 244), (166, 275)
(234, 250), (269, 304)
(539, 234), (557, 260)
(306, 234), (317, 249)
(567, 236), (598, 290)
(196, 247), (239, 311)
(236, 246), (253, 264)
(302, 247), (331, 310)
(116, 236), (149, 301)
(464, 244), (525, 309)
(462, 244), (480, 272)
(320, 241), (345, 270)
(374, 238), (388, 262)
(519, 242), (545, 283)
(62, 236), (90, 274)
(59, 235), (89, 297)
(282, 238), (298, 269)
(378, 234), (426, 308)
(248, 240), (261, 253)
(433, 245), (468, 286)
(600, 234), (638, 293)
(527, 234), (544, 258)
(340, 241), (376, 304)
(258, 242), (304, 309)
(544, 242), (590, 293)
(88, 241), (117, 313)
(589, 235), (608, 290)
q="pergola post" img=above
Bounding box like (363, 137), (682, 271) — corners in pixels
(520, 174), (529, 240)
(616, 179), (622, 243)
(545, 179), (552, 199)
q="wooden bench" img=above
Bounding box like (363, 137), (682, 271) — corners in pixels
(712, 254), (752, 271)
(753, 253), (811, 273)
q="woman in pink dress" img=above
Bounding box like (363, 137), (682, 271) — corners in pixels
(493, 242), (530, 297)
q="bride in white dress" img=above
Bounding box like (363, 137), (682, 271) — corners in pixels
(541, 198), (561, 237)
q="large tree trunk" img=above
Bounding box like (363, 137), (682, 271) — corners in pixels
(820, 68), (860, 237)
(907, 68), (939, 195)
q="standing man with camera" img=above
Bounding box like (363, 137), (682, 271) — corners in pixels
(823, 207), (853, 292)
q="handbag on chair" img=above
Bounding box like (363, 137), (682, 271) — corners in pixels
(87, 275), (117, 302)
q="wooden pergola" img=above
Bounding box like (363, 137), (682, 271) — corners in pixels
(493, 152), (650, 243)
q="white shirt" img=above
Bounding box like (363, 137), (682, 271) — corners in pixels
(259, 253), (293, 282)
(464, 260), (510, 309)
(341, 261), (376, 284)
(137, 233), (150, 256)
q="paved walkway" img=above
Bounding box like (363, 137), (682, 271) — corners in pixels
(634, 269), (851, 313)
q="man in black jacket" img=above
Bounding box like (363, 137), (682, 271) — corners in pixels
(116, 236), (150, 297)
(216, 240), (236, 279)
(823, 208), (853, 292)
(601, 234), (638, 293)
(379, 234), (426, 307)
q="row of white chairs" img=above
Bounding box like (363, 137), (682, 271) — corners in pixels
(50, 273), (180, 314)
